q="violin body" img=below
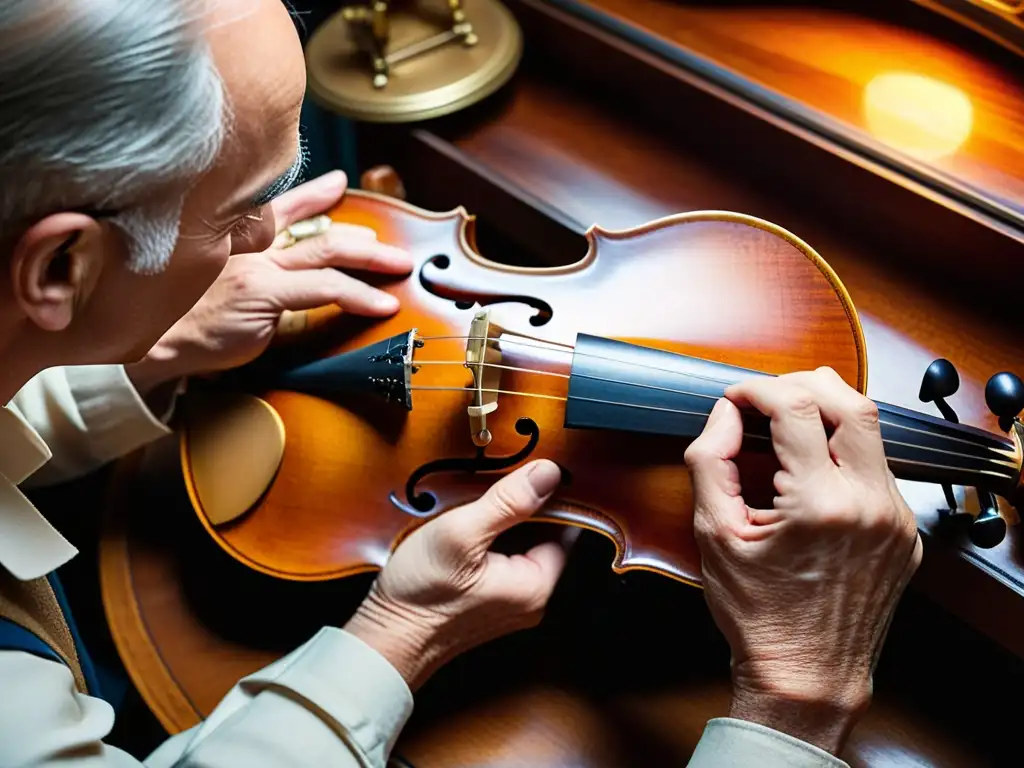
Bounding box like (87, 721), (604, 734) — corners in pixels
(181, 190), (866, 585)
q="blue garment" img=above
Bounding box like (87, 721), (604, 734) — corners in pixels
(0, 571), (113, 706)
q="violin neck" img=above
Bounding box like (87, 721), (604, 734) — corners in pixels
(564, 334), (1023, 500)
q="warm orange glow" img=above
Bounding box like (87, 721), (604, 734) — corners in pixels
(862, 72), (974, 161)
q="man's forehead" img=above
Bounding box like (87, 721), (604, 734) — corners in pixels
(204, 0), (306, 113)
(201, 0), (306, 211)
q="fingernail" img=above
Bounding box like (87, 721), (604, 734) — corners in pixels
(705, 398), (727, 426)
(374, 292), (399, 311)
(527, 460), (562, 496)
(322, 169), (347, 189)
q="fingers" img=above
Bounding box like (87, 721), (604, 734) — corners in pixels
(783, 367), (887, 478)
(271, 224), (413, 275)
(478, 530), (574, 615)
(268, 267), (400, 315)
(725, 377), (833, 477)
(685, 398), (750, 530)
(685, 397), (745, 494)
(514, 539), (569, 600)
(445, 460), (563, 545)
(270, 170), (348, 229)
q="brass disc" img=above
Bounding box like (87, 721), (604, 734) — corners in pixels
(305, 0), (523, 123)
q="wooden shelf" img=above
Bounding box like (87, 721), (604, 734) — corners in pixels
(543, 0), (1024, 230)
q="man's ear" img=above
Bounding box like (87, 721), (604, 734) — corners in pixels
(8, 213), (113, 332)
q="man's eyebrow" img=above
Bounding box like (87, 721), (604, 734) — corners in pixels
(250, 145), (307, 208)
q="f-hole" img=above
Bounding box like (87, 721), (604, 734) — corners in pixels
(392, 417), (541, 516)
(419, 255), (554, 326)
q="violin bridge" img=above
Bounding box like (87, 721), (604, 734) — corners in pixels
(466, 310), (503, 447)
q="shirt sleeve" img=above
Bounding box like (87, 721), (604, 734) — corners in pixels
(10, 365), (180, 488)
(688, 718), (850, 767)
(0, 627), (413, 768)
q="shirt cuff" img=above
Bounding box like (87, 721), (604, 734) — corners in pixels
(238, 627), (414, 765)
(62, 365), (177, 461)
(689, 718), (850, 767)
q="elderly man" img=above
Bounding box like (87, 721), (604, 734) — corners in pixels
(0, 1), (923, 766)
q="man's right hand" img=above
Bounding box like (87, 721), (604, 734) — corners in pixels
(684, 366), (923, 754)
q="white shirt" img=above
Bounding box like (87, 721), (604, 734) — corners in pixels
(0, 364), (845, 767)
(1, 365), (412, 767)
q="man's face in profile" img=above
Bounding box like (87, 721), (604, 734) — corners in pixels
(84, 0), (309, 364)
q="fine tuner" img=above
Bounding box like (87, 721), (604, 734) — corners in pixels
(919, 358), (1024, 548)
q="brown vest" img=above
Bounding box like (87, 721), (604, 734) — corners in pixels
(0, 567), (88, 693)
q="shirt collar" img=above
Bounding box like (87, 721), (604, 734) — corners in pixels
(0, 405), (77, 580)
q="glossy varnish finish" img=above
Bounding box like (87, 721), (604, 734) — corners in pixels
(182, 191), (862, 585)
(569, 0), (1024, 221)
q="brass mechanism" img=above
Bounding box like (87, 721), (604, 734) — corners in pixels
(342, 0), (479, 89)
(465, 310), (502, 447)
(305, 0), (523, 123)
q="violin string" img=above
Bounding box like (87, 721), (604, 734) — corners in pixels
(418, 334), (737, 388)
(424, 337), (1013, 459)
(407, 385), (770, 443)
(414, 361), (570, 379)
(408, 386), (566, 401)
(418, 333), (575, 350)
(407, 361), (1016, 467)
(405, 386), (1014, 478)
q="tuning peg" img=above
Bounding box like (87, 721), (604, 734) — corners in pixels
(970, 492), (1007, 549)
(360, 165), (407, 200)
(919, 360), (1010, 548)
(985, 371), (1024, 432)
(919, 358), (960, 423)
(919, 359), (961, 513)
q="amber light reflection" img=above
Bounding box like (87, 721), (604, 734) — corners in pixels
(863, 72), (975, 161)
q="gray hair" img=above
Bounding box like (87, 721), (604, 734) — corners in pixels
(0, 0), (228, 274)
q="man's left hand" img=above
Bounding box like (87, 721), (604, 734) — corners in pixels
(127, 170), (413, 394)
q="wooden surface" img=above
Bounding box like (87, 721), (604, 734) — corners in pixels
(582, 0), (1024, 220)
(100, 433), (1020, 766)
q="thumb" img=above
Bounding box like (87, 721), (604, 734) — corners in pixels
(445, 460), (563, 548)
(685, 397), (744, 474)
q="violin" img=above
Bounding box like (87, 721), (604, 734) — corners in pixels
(179, 189), (1024, 585)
